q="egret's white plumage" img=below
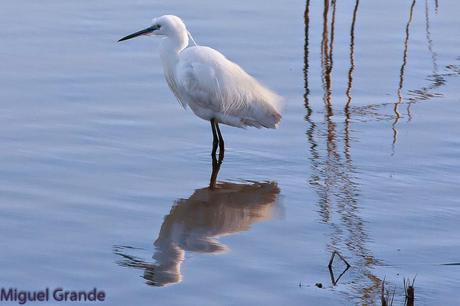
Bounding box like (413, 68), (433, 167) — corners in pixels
(176, 46), (282, 128)
(120, 15), (283, 129)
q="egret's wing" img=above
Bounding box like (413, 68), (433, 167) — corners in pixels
(176, 56), (223, 113)
(176, 46), (283, 128)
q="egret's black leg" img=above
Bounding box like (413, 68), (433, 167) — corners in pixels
(215, 121), (225, 161)
(210, 119), (218, 157)
(209, 119), (219, 189)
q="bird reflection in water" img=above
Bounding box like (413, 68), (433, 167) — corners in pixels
(114, 181), (281, 287)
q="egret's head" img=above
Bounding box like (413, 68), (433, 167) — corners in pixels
(118, 15), (187, 42)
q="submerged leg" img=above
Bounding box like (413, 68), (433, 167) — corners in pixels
(215, 121), (225, 161)
(209, 119), (224, 189)
(209, 150), (221, 190)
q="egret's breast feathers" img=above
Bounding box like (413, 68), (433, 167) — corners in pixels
(163, 63), (187, 109)
(175, 46), (283, 128)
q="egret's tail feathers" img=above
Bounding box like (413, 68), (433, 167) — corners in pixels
(244, 90), (283, 129)
(241, 107), (281, 129)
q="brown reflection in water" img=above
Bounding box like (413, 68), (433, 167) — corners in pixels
(348, 1), (454, 130)
(321, 0), (335, 117)
(425, 0), (438, 77)
(209, 148), (223, 189)
(305, 0), (380, 304)
(304, 0), (311, 108)
(345, 0), (360, 160)
(304, 0), (324, 222)
(114, 181), (280, 287)
(405, 0), (445, 104)
(392, 0), (416, 150)
(304, 0), (456, 299)
(304, 0), (458, 302)
(345, 0), (360, 118)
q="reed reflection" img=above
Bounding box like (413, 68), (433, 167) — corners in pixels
(425, 0), (439, 81)
(392, 0), (416, 150)
(337, 0), (454, 152)
(114, 181), (281, 287)
(304, 0), (457, 302)
(305, 0), (380, 303)
(345, 0), (359, 117)
(405, 0), (445, 106)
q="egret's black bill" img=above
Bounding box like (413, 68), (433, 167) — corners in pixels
(118, 25), (159, 42)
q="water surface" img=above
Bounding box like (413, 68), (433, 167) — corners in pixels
(0, 0), (459, 305)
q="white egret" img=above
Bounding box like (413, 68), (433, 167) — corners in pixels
(118, 15), (283, 161)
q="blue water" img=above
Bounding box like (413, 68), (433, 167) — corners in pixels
(0, 0), (459, 305)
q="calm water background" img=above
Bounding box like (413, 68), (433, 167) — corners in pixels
(1, 0), (459, 305)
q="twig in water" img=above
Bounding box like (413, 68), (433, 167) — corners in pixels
(328, 250), (351, 268)
(328, 251), (351, 286)
(381, 278), (395, 306)
(404, 276), (416, 306)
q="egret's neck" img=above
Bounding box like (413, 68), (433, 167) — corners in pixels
(159, 30), (189, 69)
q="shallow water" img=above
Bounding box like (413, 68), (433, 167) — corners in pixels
(0, 0), (459, 305)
